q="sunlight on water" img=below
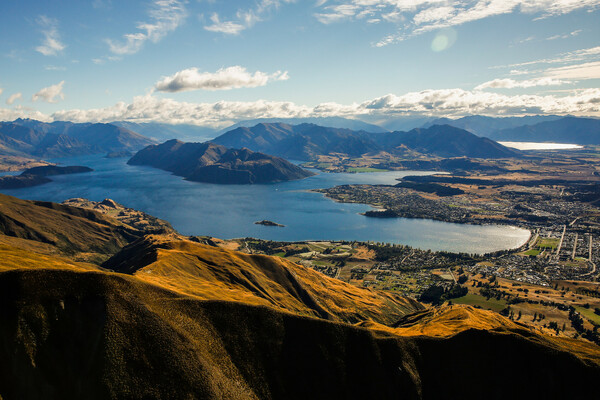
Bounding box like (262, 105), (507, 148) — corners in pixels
(499, 141), (583, 150)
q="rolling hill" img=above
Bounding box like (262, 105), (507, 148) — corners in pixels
(128, 139), (315, 184)
(0, 193), (148, 262)
(102, 235), (422, 324)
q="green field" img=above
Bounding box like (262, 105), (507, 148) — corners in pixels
(536, 238), (560, 249)
(452, 293), (507, 312)
(346, 167), (388, 173)
(523, 249), (541, 256)
(575, 306), (600, 325)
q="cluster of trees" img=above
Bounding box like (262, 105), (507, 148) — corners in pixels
(284, 247), (310, 257)
(568, 307), (600, 344)
(418, 284), (468, 305)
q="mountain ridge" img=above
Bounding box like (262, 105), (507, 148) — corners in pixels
(213, 122), (520, 160)
(0, 119), (154, 158)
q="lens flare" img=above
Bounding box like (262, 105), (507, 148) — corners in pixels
(431, 28), (457, 52)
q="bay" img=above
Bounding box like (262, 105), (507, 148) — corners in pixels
(0, 155), (530, 254)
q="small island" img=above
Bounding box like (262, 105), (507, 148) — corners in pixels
(254, 220), (285, 227)
(0, 165), (93, 189)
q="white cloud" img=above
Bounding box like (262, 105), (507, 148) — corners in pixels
(6, 93), (23, 105)
(204, 0), (294, 35)
(315, 1), (600, 46)
(0, 106), (52, 122)
(315, 5), (359, 24)
(546, 29), (582, 40)
(106, 0), (187, 55)
(0, 88), (3, 97)
(545, 61), (600, 80)
(155, 66), (289, 92)
(25, 87), (598, 128)
(204, 14), (246, 35)
(32, 81), (65, 103)
(475, 77), (571, 90)
(35, 16), (66, 56)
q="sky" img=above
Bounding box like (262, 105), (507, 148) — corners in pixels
(0, 0), (599, 128)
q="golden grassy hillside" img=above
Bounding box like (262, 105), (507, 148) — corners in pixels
(0, 193), (598, 399)
(0, 193), (142, 262)
(102, 235), (423, 325)
(0, 243), (99, 273)
(1, 266), (599, 400)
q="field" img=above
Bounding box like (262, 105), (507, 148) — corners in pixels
(452, 293), (507, 312)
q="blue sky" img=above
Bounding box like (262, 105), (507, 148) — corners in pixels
(1, 0), (599, 127)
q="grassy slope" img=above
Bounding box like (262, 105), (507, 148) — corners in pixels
(0, 193), (140, 262)
(102, 235), (423, 325)
(0, 267), (598, 400)
(0, 193), (598, 399)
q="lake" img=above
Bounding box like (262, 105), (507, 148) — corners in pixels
(499, 142), (583, 150)
(0, 155), (530, 254)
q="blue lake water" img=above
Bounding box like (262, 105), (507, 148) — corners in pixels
(1, 155), (530, 254)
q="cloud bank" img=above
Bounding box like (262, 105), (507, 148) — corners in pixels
(1, 87), (593, 128)
(475, 77), (571, 90)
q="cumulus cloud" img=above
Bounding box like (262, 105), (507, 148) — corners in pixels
(0, 106), (52, 122)
(475, 77), (571, 90)
(154, 66), (289, 92)
(32, 81), (65, 103)
(313, 1), (600, 46)
(6, 93), (23, 105)
(106, 0), (187, 55)
(35, 16), (66, 56)
(30, 87), (599, 128)
(204, 0), (294, 35)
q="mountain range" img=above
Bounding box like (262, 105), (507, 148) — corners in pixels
(422, 115), (563, 136)
(0, 192), (598, 399)
(490, 116), (600, 144)
(0, 119), (154, 158)
(128, 139), (315, 184)
(212, 122), (520, 160)
(421, 115), (600, 144)
(219, 116), (388, 134)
